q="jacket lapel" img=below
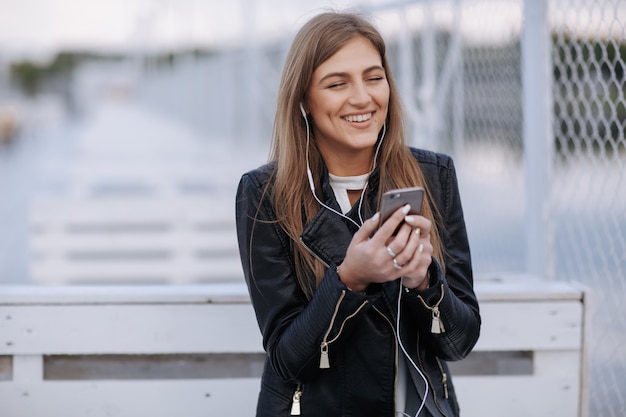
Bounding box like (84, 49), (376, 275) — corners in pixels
(300, 167), (380, 267)
(300, 207), (354, 267)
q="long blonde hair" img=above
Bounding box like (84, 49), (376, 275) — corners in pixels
(267, 12), (443, 297)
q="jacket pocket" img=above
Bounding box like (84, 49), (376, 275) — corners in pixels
(258, 378), (298, 417)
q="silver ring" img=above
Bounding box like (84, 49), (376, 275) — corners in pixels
(385, 246), (396, 258)
(393, 258), (402, 270)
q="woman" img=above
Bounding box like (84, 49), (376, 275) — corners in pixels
(236, 11), (480, 417)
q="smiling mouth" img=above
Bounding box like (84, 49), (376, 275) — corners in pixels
(343, 112), (372, 123)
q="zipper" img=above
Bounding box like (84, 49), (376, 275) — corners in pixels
(435, 357), (449, 399)
(290, 384), (302, 415)
(320, 290), (368, 369)
(416, 284), (446, 334)
(299, 238), (370, 370)
(415, 333), (450, 417)
(299, 237), (330, 268)
(319, 290), (345, 368)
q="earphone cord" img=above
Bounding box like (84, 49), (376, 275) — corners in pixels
(304, 115), (386, 228)
(396, 277), (429, 417)
(303, 112), (426, 416)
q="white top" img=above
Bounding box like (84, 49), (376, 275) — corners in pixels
(328, 172), (369, 214)
(396, 353), (408, 414)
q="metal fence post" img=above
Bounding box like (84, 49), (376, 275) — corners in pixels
(522, 0), (554, 279)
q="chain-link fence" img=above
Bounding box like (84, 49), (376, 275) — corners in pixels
(550, 1), (626, 416)
(401, 1), (625, 416)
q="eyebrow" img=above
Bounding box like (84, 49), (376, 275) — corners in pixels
(318, 65), (385, 84)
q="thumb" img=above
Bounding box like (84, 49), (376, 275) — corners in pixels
(353, 212), (380, 242)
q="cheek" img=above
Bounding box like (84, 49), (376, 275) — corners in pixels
(368, 85), (389, 111)
(312, 101), (345, 126)
(377, 86), (391, 107)
(309, 94), (337, 117)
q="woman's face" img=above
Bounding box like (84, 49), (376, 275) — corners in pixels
(305, 36), (390, 165)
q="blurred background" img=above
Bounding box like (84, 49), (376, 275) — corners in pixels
(0, 0), (624, 415)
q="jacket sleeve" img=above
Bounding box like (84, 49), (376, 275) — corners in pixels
(235, 171), (371, 383)
(403, 154), (481, 361)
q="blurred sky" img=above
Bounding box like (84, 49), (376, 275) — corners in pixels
(0, 0), (532, 61)
(0, 0), (387, 60)
(1, 0), (622, 62)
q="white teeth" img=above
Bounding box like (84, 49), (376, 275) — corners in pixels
(345, 113), (372, 123)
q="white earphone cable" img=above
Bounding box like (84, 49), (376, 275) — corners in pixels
(303, 107), (385, 228)
(301, 105), (426, 416)
(397, 277), (429, 417)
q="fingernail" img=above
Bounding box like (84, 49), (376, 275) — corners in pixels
(405, 216), (414, 222)
(371, 212), (380, 222)
(402, 204), (411, 214)
(418, 243), (424, 253)
(415, 227), (421, 236)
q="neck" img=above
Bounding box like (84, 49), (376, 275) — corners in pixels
(322, 148), (374, 177)
(347, 189), (363, 206)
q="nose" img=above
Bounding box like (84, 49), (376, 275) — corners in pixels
(349, 81), (372, 107)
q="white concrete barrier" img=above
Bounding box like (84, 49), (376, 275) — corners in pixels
(29, 198), (242, 285)
(0, 276), (588, 417)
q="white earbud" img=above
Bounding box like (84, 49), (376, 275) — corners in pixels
(307, 168), (316, 193)
(302, 102), (316, 193)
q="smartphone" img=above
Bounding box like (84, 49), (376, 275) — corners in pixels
(378, 186), (424, 234)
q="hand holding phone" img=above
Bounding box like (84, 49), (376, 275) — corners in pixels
(378, 186), (424, 234)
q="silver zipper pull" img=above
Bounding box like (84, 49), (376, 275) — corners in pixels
(431, 306), (445, 334)
(319, 342), (330, 369)
(417, 284), (446, 334)
(290, 388), (302, 415)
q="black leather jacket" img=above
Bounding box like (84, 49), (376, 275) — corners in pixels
(236, 148), (480, 417)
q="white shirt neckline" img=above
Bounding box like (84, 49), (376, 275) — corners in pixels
(328, 172), (370, 214)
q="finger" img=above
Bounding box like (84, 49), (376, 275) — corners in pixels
(403, 214), (431, 235)
(351, 211), (380, 243)
(391, 224), (421, 265)
(385, 221), (413, 249)
(376, 204), (411, 242)
(406, 239), (433, 271)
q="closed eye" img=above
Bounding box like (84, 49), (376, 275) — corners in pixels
(327, 82), (346, 89)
